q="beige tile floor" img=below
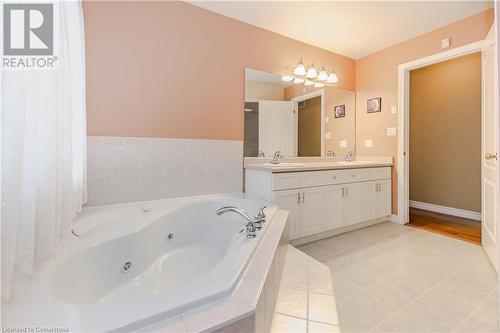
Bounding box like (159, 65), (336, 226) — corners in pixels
(271, 246), (341, 333)
(297, 222), (499, 333)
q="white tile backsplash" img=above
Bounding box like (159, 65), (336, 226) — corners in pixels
(86, 136), (243, 206)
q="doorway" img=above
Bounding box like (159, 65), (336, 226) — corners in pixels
(406, 52), (482, 245)
(291, 89), (325, 156)
(298, 96), (321, 156)
(397, 36), (498, 269)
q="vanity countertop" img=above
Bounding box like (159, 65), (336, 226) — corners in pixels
(244, 158), (393, 173)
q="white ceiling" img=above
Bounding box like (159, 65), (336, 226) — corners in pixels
(189, 1), (493, 59)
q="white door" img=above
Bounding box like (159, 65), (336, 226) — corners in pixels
(324, 185), (344, 230)
(300, 187), (324, 237)
(272, 189), (301, 240)
(482, 27), (498, 271)
(343, 184), (359, 226)
(375, 180), (392, 217)
(258, 100), (297, 156)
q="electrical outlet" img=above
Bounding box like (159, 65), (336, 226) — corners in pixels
(391, 105), (397, 114)
(387, 127), (397, 136)
(325, 132), (332, 140)
(325, 116), (330, 123)
(340, 140), (347, 148)
(364, 139), (373, 148)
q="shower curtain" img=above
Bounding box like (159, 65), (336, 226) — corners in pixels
(1, 1), (87, 299)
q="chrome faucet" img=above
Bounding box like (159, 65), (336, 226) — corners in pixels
(216, 206), (261, 238)
(271, 151), (282, 164)
(327, 151), (336, 157)
(345, 151), (355, 162)
(258, 150), (265, 157)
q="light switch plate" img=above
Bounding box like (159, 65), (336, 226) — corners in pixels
(364, 139), (373, 148)
(340, 140), (347, 148)
(387, 127), (397, 136)
(325, 132), (332, 140)
(391, 105), (397, 114)
(325, 116), (330, 123)
(441, 38), (450, 49)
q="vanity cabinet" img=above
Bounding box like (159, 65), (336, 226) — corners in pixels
(245, 167), (392, 241)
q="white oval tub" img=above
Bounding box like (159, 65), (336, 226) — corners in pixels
(3, 193), (280, 332)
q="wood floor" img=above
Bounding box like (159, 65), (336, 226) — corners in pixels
(408, 208), (481, 245)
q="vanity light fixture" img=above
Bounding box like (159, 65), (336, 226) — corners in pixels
(304, 80), (314, 86)
(317, 67), (328, 81)
(305, 64), (318, 79)
(282, 75), (293, 82)
(314, 82), (324, 88)
(327, 72), (338, 83)
(294, 78), (305, 84)
(293, 58), (306, 76)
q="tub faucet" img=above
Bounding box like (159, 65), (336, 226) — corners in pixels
(345, 151), (355, 162)
(216, 206), (260, 238)
(271, 151), (282, 164)
(327, 151), (336, 157)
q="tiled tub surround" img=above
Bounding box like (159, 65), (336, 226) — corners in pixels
(87, 136), (243, 206)
(3, 194), (289, 332)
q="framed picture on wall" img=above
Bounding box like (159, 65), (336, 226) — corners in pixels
(367, 97), (382, 113)
(334, 105), (345, 118)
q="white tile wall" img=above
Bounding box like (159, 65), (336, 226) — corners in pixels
(86, 136), (243, 206)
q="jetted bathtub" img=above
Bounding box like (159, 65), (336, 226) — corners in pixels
(3, 193), (280, 332)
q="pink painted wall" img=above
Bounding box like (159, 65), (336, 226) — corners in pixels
(355, 9), (494, 214)
(83, 1), (355, 140)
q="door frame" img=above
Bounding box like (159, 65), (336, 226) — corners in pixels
(291, 89), (326, 156)
(396, 41), (485, 225)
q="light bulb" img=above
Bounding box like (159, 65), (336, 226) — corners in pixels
(293, 58), (306, 76)
(317, 67), (328, 81)
(293, 78), (305, 84)
(306, 64), (318, 79)
(327, 72), (338, 83)
(304, 80), (314, 86)
(282, 75), (293, 82)
(314, 82), (324, 88)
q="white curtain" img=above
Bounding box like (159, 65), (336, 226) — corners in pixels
(1, 1), (87, 299)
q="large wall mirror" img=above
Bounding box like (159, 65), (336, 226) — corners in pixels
(244, 68), (356, 158)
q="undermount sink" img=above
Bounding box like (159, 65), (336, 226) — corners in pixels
(262, 162), (304, 167)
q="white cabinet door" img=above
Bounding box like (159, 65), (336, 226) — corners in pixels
(375, 180), (392, 217)
(300, 187), (324, 237)
(324, 185), (344, 230)
(342, 184), (359, 226)
(358, 181), (376, 222)
(272, 189), (301, 240)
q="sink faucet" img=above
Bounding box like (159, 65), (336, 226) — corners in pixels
(271, 151), (282, 164)
(258, 150), (265, 157)
(216, 206), (263, 238)
(345, 151), (355, 162)
(327, 151), (336, 157)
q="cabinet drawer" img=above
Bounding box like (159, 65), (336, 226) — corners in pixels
(345, 168), (374, 182)
(272, 173), (300, 190)
(300, 171), (324, 187)
(372, 167), (391, 180)
(322, 170), (353, 185)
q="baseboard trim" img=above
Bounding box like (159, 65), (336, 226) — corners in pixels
(409, 200), (481, 221)
(388, 214), (403, 224)
(290, 217), (388, 246)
